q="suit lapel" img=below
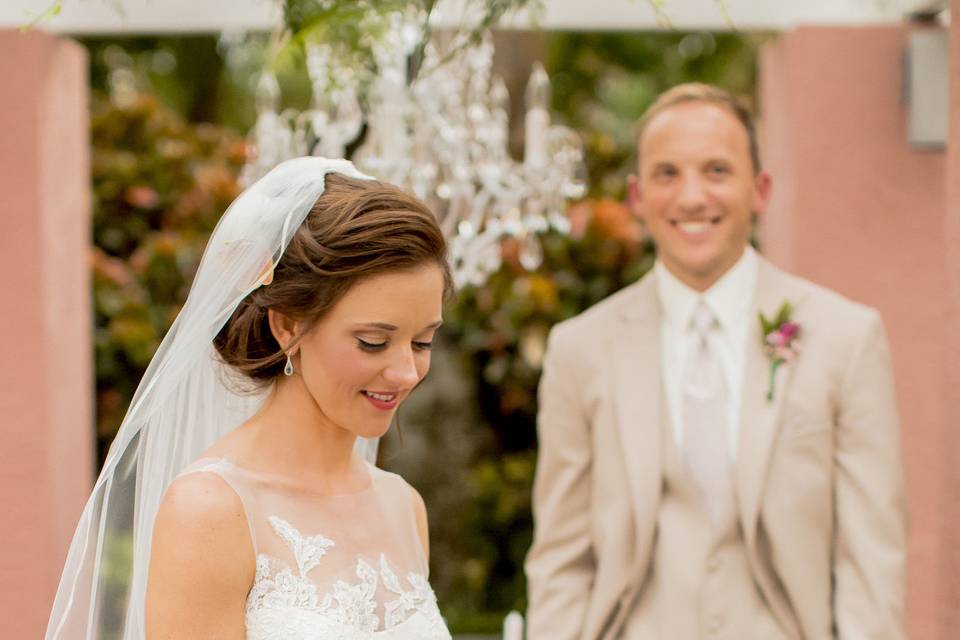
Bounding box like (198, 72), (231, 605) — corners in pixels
(612, 276), (664, 565)
(736, 259), (803, 546)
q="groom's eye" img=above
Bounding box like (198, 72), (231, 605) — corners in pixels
(706, 162), (731, 176)
(652, 165), (677, 180)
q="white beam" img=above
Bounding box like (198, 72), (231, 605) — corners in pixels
(1, 0), (283, 35)
(492, 0), (940, 31)
(0, 0), (941, 35)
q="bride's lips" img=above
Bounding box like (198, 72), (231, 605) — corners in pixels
(361, 390), (399, 411)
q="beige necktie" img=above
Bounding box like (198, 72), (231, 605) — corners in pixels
(682, 302), (732, 526)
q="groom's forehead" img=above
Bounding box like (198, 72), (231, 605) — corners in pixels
(634, 97), (760, 172)
(637, 102), (753, 166)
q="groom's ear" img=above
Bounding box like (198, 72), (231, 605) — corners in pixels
(752, 169), (773, 218)
(267, 309), (302, 354)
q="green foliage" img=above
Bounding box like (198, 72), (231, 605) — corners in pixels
(434, 199), (653, 627)
(91, 90), (248, 463)
(20, 1), (62, 32)
(278, 1), (407, 74)
(448, 200), (651, 433)
(81, 37), (254, 131)
(283, 0), (543, 76)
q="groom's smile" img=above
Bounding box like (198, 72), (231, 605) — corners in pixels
(669, 215), (724, 239)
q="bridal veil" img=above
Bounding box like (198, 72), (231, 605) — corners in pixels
(46, 157), (379, 639)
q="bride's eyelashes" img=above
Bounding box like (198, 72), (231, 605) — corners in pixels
(357, 338), (388, 352)
(355, 338), (434, 352)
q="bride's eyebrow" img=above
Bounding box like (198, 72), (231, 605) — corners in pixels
(353, 320), (443, 332)
(355, 322), (398, 331)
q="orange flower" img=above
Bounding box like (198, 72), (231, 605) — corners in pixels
(565, 200), (594, 239)
(590, 198), (641, 245)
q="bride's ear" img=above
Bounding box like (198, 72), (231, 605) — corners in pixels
(267, 309), (301, 355)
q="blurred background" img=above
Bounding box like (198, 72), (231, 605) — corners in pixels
(1, 1), (958, 638)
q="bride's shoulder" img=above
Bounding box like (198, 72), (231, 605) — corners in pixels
(163, 469), (243, 513)
(408, 482), (429, 556)
(148, 470), (255, 617)
(372, 467), (424, 506)
(154, 470), (250, 548)
(372, 467), (429, 555)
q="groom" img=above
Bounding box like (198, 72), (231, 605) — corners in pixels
(524, 83), (906, 639)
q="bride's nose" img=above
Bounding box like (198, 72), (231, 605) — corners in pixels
(382, 347), (422, 389)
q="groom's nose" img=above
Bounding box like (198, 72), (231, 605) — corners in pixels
(677, 172), (708, 212)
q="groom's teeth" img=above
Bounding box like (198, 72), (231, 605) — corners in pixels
(678, 221), (709, 233)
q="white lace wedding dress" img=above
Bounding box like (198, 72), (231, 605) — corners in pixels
(180, 458), (452, 640)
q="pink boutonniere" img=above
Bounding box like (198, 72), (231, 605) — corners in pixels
(759, 301), (801, 402)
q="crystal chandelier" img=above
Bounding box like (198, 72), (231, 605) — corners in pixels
(239, 8), (586, 288)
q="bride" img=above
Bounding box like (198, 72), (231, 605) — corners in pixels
(46, 157), (453, 639)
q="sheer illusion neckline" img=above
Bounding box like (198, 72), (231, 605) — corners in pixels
(245, 513), (447, 638)
(193, 456), (378, 498)
(180, 457), (453, 638)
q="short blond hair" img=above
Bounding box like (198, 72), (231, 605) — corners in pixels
(635, 83), (760, 173)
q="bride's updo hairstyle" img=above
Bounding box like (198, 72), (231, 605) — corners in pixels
(214, 173), (451, 385)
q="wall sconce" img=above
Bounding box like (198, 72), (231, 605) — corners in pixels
(904, 28), (948, 150)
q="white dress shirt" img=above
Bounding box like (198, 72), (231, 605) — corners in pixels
(654, 246), (758, 458)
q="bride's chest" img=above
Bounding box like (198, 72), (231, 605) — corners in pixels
(243, 515), (450, 640)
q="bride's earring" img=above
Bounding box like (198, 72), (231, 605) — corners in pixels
(284, 353), (294, 376)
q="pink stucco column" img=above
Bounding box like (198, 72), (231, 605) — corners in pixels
(0, 30), (92, 637)
(944, 0), (960, 631)
(760, 25), (952, 638)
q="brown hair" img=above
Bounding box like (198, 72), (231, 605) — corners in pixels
(214, 173), (451, 384)
(635, 83), (760, 174)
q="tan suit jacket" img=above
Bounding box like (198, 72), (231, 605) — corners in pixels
(525, 258), (906, 639)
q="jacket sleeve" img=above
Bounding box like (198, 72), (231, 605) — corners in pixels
(525, 325), (596, 640)
(832, 310), (907, 639)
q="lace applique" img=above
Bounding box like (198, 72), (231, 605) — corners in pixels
(245, 515), (450, 638)
(317, 556), (379, 631)
(268, 515), (335, 576)
(380, 555), (442, 629)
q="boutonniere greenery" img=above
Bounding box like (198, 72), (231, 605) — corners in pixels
(759, 301), (801, 402)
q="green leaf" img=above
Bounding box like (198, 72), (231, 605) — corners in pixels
(774, 300), (793, 327)
(758, 310), (773, 335)
(20, 0), (62, 33)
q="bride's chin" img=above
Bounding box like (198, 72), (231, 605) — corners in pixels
(355, 421), (393, 440)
